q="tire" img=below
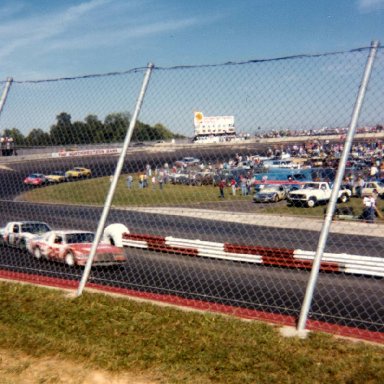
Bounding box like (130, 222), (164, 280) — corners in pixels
(33, 247), (42, 259)
(109, 237), (115, 246)
(19, 238), (27, 251)
(307, 197), (316, 208)
(339, 193), (349, 203)
(65, 251), (76, 267)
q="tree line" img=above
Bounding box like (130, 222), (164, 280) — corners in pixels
(2, 112), (184, 146)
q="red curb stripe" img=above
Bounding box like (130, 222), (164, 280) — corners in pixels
(224, 243), (294, 256)
(262, 257), (341, 272)
(147, 244), (199, 256)
(124, 233), (164, 242)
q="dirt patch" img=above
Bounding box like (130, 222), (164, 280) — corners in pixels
(0, 349), (158, 384)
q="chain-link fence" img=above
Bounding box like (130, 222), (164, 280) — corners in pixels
(0, 44), (383, 341)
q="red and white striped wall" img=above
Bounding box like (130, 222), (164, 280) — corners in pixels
(103, 224), (384, 278)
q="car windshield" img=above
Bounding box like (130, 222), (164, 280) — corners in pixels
(65, 232), (95, 244)
(21, 223), (50, 234)
(302, 183), (320, 189)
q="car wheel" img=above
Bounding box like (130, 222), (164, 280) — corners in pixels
(65, 252), (76, 267)
(33, 247), (42, 259)
(307, 197), (316, 208)
(19, 239), (27, 251)
(339, 193), (349, 203)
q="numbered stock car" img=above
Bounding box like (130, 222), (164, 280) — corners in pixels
(65, 167), (92, 179)
(29, 230), (127, 267)
(0, 221), (52, 250)
(23, 173), (47, 186)
(45, 170), (67, 183)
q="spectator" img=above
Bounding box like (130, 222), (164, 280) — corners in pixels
(246, 178), (252, 195)
(355, 176), (365, 198)
(158, 173), (164, 190)
(151, 175), (156, 190)
(240, 177), (247, 196)
(362, 192), (376, 223)
(139, 174), (144, 189)
(218, 179), (225, 198)
(126, 175), (133, 189)
(230, 178), (236, 196)
(370, 163), (379, 180)
(146, 163), (151, 177)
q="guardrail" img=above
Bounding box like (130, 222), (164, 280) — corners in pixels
(104, 224), (384, 278)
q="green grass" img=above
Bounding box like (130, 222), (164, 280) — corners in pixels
(20, 175), (384, 220)
(21, 176), (255, 207)
(0, 282), (383, 383)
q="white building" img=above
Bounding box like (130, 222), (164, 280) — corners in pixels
(193, 112), (236, 143)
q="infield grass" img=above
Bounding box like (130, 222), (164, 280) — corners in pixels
(0, 282), (383, 384)
(19, 175), (384, 220)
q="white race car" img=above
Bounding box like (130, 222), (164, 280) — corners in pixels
(0, 221), (52, 250)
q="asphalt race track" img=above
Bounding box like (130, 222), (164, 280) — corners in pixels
(0, 148), (383, 336)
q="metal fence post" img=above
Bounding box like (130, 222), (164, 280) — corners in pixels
(296, 41), (380, 335)
(76, 63), (154, 297)
(0, 77), (13, 120)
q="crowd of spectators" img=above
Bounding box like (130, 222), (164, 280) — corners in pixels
(130, 137), (383, 191)
(254, 124), (383, 139)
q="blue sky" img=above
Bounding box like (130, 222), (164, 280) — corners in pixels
(0, 0), (384, 136)
(0, 0), (383, 80)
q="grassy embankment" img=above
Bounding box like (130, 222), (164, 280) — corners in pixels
(0, 282), (383, 383)
(20, 175), (384, 219)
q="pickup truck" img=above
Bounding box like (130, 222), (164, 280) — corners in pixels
(287, 182), (351, 208)
(0, 221), (52, 250)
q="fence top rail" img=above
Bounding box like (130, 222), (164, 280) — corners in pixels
(1, 45), (378, 84)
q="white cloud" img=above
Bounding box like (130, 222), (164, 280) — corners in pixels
(0, 0), (113, 60)
(0, 0), (209, 63)
(41, 17), (202, 53)
(357, 0), (384, 12)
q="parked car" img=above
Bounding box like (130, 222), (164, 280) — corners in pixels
(131, 142), (145, 147)
(0, 221), (52, 250)
(23, 173), (47, 186)
(253, 184), (287, 203)
(170, 170), (214, 186)
(45, 171), (67, 183)
(174, 157), (200, 168)
(65, 167), (92, 179)
(362, 181), (384, 198)
(287, 181), (351, 207)
(28, 230), (127, 267)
